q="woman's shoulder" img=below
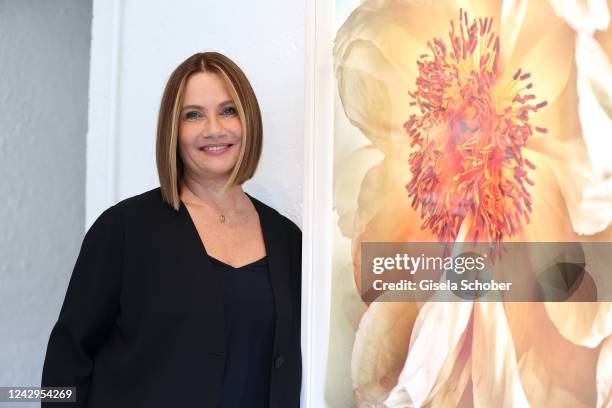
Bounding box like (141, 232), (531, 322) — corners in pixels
(88, 187), (171, 233)
(113, 186), (166, 213)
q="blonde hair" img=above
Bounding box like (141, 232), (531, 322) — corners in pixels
(156, 51), (263, 211)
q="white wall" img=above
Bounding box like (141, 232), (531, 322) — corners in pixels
(0, 0), (92, 401)
(87, 0), (305, 227)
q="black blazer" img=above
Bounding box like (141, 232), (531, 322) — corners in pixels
(41, 187), (302, 408)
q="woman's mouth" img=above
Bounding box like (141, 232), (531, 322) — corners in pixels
(199, 144), (233, 155)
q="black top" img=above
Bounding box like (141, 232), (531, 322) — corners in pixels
(41, 187), (302, 408)
(212, 255), (276, 408)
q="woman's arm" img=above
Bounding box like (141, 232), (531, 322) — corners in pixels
(41, 205), (124, 408)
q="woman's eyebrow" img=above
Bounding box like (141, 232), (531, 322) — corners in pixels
(181, 100), (235, 112)
(181, 104), (203, 112)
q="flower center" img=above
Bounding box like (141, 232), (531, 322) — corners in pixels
(405, 9), (548, 244)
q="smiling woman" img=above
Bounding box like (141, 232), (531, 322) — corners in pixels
(41, 52), (302, 408)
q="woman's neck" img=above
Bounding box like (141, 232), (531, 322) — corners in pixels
(179, 173), (245, 209)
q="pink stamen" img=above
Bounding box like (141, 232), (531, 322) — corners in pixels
(404, 10), (545, 245)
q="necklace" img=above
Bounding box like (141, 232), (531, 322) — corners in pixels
(187, 202), (231, 223)
(214, 202), (234, 223)
(181, 188), (241, 224)
(210, 205), (230, 223)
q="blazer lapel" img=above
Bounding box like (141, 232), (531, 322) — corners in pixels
(246, 193), (293, 358)
(177, 200), (226, 357)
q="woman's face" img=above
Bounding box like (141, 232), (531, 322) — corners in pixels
(178, 71), (243, 182)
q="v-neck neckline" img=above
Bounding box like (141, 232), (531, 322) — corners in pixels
(179, 191), (268, 269)
(209, 254), (267, 270)
(174, 187), (293, 364)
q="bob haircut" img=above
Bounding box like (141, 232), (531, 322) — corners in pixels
(156, 51), (263, 211)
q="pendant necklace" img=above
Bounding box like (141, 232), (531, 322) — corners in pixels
(182, 191), (235, 224)
(210, 203), (231, 223)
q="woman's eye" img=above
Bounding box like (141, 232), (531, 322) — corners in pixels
(184, 111), (202, 120)
(221, 107), (237, 116)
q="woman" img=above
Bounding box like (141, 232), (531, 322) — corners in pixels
(41, 52), (302, 408)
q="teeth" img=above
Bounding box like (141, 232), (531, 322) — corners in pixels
(202, 145), (229, 151)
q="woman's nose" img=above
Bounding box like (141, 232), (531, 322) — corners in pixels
(203, 115), (223, 137)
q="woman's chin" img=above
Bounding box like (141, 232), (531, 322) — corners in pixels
(193, 157), (239, 178)
(198, 166), (237, 181)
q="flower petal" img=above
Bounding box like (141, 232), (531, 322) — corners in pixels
(351, 300), (420, 405)
(597, 335), (612, 407)
(387, 334), (473, 408)
(510, 0), (570, 59)
(334, 145), (384, 238)
(335, 38), (414, 155)
(504, 302), (600, 407)
(471, 302), (529, 407)
(500, 0), (529, 63)
(383, 302), (474, 407)
(507, 12), (576, 112)
(513, 148), (577, 241)
(545, 302), (612, 348)
(580, 178), (612, 234)
(422, 348), (472, 408)
(528, 59), (581, 144)
(576, 33), (612, 178)
(594, 0), (612, 60)
(524, 137), (612, 236)
(548, 0), (610, 34)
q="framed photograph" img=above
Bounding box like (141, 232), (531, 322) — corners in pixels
(306, 0), (612, 406)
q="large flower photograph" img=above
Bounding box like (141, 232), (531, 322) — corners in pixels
(329, 0), (612, 406)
